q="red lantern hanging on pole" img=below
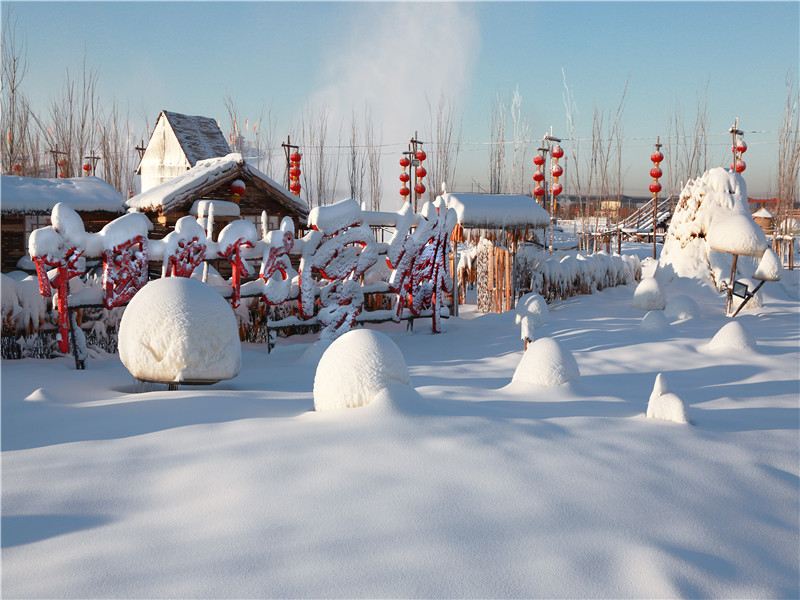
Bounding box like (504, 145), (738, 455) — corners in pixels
(649, 137), (664, 259)
(399, 155), (411, 200)
(532, 151), (546, 205)
(546, 136), (563, 255)
(729, 118), (746, 174)
(230, 178), (246, 202)
(287, 152), (302, 196)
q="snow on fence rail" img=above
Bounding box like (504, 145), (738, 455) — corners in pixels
(16, 198), (457, 355)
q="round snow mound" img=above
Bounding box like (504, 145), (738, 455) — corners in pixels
(118, 277), (241, 383)
(512, 337), (580, 387)
(640, 310), (669, 331)
(633, 277), (665, 310)
(314, 329), (410, 411)
(706, 321), (756, 353)
(664, 294), (700, 321)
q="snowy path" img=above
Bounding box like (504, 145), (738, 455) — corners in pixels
(2, 275), (798, 597)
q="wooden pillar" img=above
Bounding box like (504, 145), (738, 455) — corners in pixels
(725, 254), (739, 315)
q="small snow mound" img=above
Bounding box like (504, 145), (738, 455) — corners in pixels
(512, 337), (580, 387)
(313, 329), (410, 411)
(706, 321), (756, 353)
(753, 248), (782, 282)
(118, 277), (241, 383)
(633, 277), (665, 310)
(646, 373), (688, 424)
(664, 294), (700, 321)
(640, 310), (669, 331)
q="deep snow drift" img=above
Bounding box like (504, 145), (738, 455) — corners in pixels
(2, 251), (798, 598)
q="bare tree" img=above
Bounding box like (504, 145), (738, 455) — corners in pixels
(665, 88), (709, 196)
(509, 86), (530, 195)
(1, 12), (35, 174)
(97, 101), (138, 197)
(346, 111), (367, 204)
(300, 107), (340, 208)
(488, 94), (506, 194)
(364, 109), (382, 211)
(426, 94), (462, 200)
(777, 77), (800, 233)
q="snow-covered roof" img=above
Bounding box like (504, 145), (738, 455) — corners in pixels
(440, 193), (550, 228)
(127, 153), (308, 217)
(1, 176), (125, 214)
(160, 110), (230, 167)
(752, 207), (773, 219)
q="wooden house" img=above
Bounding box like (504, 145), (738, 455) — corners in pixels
(0, 176), (125, 272)
(136, 110), (232, 193)
(126, 153), (308, 240)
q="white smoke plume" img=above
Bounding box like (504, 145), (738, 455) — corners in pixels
(303, 3), (480, 209)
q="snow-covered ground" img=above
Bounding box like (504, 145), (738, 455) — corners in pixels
(2, 256), (799, 598)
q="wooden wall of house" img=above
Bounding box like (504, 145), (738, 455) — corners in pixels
(1, 210), (120, 272)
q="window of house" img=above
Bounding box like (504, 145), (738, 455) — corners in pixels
(24, 215), (51, 240)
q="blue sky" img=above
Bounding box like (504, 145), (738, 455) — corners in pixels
(5, 1), (799, 198)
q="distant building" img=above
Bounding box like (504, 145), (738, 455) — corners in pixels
(136, 110), (232, 193)
(0, 176), (125, 271)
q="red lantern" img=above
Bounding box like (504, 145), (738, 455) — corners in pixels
(533, 155), (545, 166)
(649, 182), (662, 194)
(290, 181), (301, 194)
(414, 183), (426, 195)
(400, 186), (410, 197)
(551, 164), (563, 177)
(415, 166), (427, 179)
(532, 171), (545, 182)
(290, 152), (302, 163)
(82, 163), (92, 173)
(289, 166), (301, 178)
(415, 150), (426, 161)
(399, 157), (411, 168)
(649, 167), (662, 179)
(399, 172), (410, 183)
(551, 145), (564, 159)
(12, 163), (22, 174)
(734, 159), (746, 173)
(533, 185), (545, 197)
(552, 183), (563, 197)
(650, 151), (664, 163)
(735, 140), (748, 154)
(230, 179), (246, 196)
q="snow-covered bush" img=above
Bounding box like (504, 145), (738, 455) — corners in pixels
(633, 278), (665, 310)
(659, 167), (767, 289)
(705, 321), (756, 354)
(664, 294), (700, 321)
(516, 247), (640, 303)
(512, 337), (580, 387)
(646, 373), (688, 424)
(753, 248), (782, 282)
(118, 277), (241, 383)
(313, 329), (410, 410)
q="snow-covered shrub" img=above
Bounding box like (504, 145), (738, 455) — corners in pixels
(313, 329), (410, 411)
(515, 246), (640, 303)
(633, 278), (665, 310)
(1, 274), (21, 335)
(659, 167), (767, 288)
(512, 337), (580, 387)
(118, 277), (241, 383)
(640, 310), (669, 331)
(753, 248), (782, 282)
(664, 294), (700, 321)
(646, 373), (688, 424)
(706, 321), (756, 354)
